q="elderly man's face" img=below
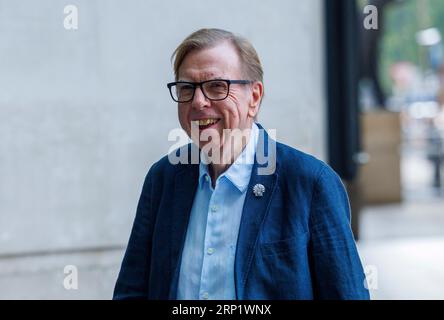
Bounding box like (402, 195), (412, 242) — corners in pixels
(177, 41), (262, 151)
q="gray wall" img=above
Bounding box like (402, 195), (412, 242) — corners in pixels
(0, 0), (326, 298)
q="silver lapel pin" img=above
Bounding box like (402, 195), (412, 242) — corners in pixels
(253, 184), (265, 197)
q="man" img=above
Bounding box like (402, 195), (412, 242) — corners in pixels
(113, 28), (369, 300)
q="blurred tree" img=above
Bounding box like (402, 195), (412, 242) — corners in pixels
(379, 0), (444, 96)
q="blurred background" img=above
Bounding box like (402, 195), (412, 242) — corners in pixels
(0, 0), (443, 299)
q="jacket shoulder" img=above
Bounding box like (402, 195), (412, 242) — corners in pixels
(145, 143), (197, 179)
(275, 142), (342, 186)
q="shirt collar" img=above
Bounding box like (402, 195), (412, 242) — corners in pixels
(199, 122), (259, 193)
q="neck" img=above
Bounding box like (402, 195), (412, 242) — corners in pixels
(208, 163), (229, 188)
(207, 124), (253, 187)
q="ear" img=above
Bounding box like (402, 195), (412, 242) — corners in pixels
(247, 81), (263, 118)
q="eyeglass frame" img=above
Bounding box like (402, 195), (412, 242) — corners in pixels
(167, 79), (253, 103)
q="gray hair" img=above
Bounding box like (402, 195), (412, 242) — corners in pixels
(171, 28), (264, 85)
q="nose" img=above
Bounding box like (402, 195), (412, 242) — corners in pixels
(191, 85), (210, 110)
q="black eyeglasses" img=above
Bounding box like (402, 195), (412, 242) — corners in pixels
(167, 79), (253, 103)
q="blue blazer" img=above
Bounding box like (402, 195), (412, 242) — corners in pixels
(113, 124), (369, 300)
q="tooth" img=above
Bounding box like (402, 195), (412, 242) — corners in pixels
(197, 119), (218, 126)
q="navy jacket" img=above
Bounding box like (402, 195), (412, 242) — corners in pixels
(113, 125), (369, 300)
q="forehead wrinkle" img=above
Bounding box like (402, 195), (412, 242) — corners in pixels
(179, 70), (227, 82)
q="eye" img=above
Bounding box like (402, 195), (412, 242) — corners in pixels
(179, 84), (194, 91)
(208, 81), (226, 88)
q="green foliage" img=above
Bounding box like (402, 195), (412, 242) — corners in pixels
(379, 0), (444, 94)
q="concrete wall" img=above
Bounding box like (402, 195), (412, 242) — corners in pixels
(0, 0), (326, 298)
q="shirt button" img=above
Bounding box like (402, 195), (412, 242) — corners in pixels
(202, 292), (209, 300)
(207, 247), (214, 255)
(210, 205), (218, 212)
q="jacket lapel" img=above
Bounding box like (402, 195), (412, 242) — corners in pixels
(235, 125), (279, 299)
(168, 147), (200, 299)
(165, 127), (279, 300)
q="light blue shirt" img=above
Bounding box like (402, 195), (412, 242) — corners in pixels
(177, 123), (259, 300)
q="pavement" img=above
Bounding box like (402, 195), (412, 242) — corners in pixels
(358, 199), (444, 300)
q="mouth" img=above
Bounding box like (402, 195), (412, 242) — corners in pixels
(192, 118), (222, 131)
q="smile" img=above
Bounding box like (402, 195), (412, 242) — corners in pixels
(193, 118), (221, 130)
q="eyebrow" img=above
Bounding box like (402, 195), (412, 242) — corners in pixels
(177, 76), (225, 82)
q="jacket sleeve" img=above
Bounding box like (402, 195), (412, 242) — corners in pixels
(308, 164), (370, 300)
(113, 166), (156, 300)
